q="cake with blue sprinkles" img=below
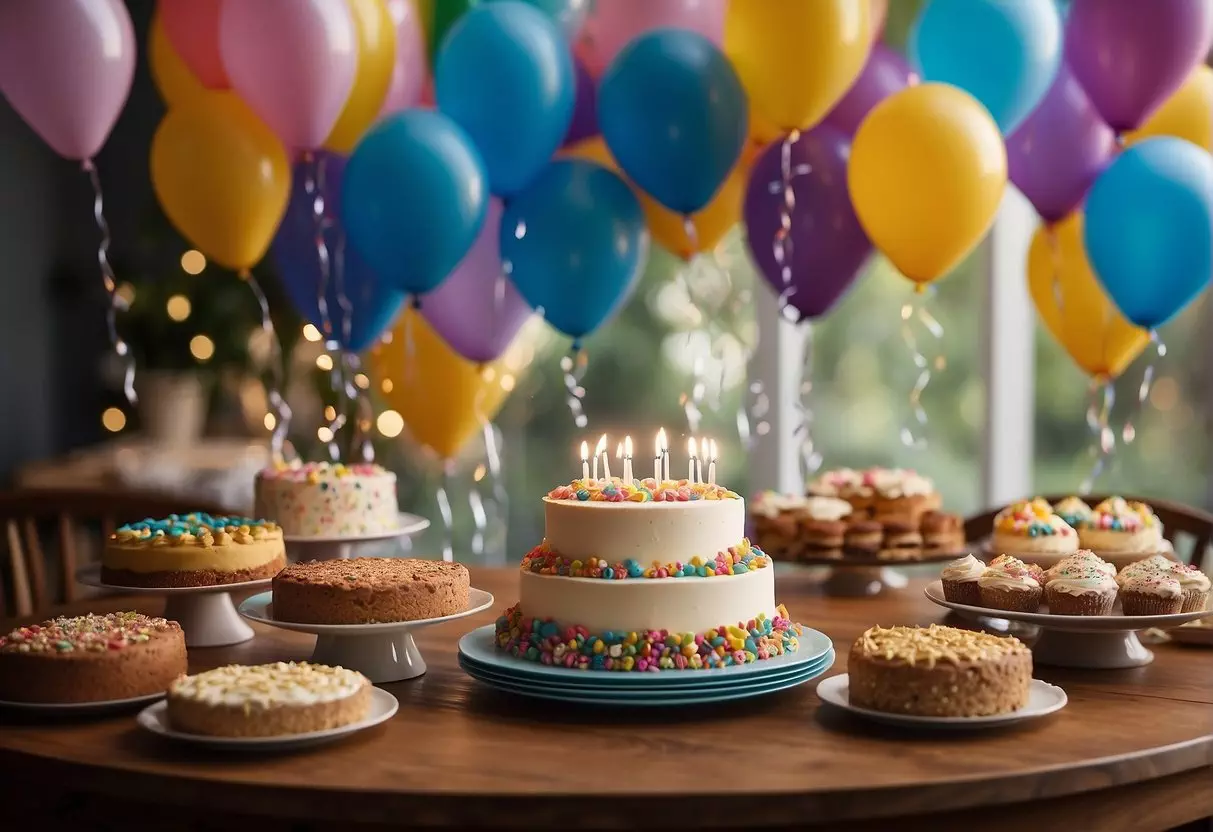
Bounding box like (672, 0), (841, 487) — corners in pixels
(495, 475), (803, 672)
(102, 513), (285, 588)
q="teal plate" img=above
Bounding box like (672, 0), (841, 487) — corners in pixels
(459, 648), (835, 695)
(461, 651), (835, 705)
(457, 624), (833, 686)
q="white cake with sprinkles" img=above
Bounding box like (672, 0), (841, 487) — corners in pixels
(254, 461), (398, 537)
(495, 434), (802, 672)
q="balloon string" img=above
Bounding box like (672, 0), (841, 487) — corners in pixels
(469, 382), (505, 561)
(771, 129), (806, 310)
(898, 287), (944, 449)
(241, 269), (293, 464)
(322, 230), (359, 461)
(82, 159), (136, 406)
(1121, 330), (1166, 445)
(303, 153), (334, 337)
(561, 343), (589, 428)
(1046, 222), (1065, 320)
(793, 322), (822, 482)
(1080, 376), (1116, 494)
(402, 297), (419, 385)
(435, 459), (456, 562)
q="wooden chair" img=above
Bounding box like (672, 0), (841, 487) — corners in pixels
(964, 495), (1213, 571)
(0, 489), (233, 618)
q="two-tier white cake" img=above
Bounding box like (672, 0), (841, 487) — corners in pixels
(495, 476), (801, 672)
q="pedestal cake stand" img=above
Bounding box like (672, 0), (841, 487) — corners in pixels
(76, 564), (265, 648)
(238, 588), (494, 683)
(283, 512), (430, 561)
(781, 550), (964, 597)
(924, 579), (1213, 668)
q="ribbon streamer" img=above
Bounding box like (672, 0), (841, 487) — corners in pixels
(561, 343), (589, 428)
(241, 270), (293, 463)
(82, 159), (136, 406)
(1121, 330), (1166, 446)
(793, 323), (823, 483)
(435, 459), (456, 563)
(898, 287), (945, 449)
(1081, 375), (1116, 493)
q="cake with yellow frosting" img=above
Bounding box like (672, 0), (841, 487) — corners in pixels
(254, 461), (398, 537)
(102, 513), (286, 588)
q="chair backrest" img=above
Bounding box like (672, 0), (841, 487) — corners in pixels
(0, 489), (233, 618)
(964, 494), (1213, 571)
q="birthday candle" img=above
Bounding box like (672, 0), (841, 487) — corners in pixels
(623, 435), (633, 483)
(580, 441), (590, 482)
(688, 437), (698, 483)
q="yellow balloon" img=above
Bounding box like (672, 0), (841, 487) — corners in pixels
(746, 108), (785, 156)
(1027, 212), (1149, 379)
(325, 0), (397, 153)
(725, 0), (871, 132)
(151, 93), (290, 272)
(368, 310), (518, 459)
(561, 137), (746, 258)
(848, 83), (1006, 286)
(149, 11), (206, 109)
(1125, 65), (1213, 151)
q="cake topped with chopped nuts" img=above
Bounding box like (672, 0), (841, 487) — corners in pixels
(272, 557), (470, 625)
(169, 661), (367, 708)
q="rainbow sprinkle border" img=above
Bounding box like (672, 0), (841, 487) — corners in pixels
(495, 604), (801, 672)
(547, 478), (739, 503)
(521, 539), (769, 580)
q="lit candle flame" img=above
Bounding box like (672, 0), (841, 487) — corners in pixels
(688, 437), (698, 458)
(711, 439), (718, 461)
(580, 440), (589, 461)
(616, 441), (623, 459)
(624, 436), (632, 457)
(656, 427), (667, 456)
(595, 434), (607, 457)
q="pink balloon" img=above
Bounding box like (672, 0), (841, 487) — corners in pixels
(0, 0), (135, 161)
(584, 0), (725, 74)
(421, 199), (533, 363)
(219, 0), (358, 150)
(160, 0), (229, 89)
(378, 0), (428, 118)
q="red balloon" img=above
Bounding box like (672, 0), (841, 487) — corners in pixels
(160, 0), (228, 89)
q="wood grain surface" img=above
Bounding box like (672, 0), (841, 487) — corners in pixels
(1, 566), (1211, 830)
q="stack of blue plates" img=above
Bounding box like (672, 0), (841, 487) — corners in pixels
(457, 624), (835, 705)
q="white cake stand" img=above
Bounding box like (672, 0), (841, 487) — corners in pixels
(76, 564), (265, 648)
(283, 512), (430, 561)
(238, 588), (494, 683)
(924, 579), (1213, 668)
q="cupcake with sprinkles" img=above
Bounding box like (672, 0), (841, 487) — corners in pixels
(1076, 497), (1163, 555)
(978, 555), (1042, 612)
(1120, 572), (1183, 616)
(1045, 564), (1118, 615)
(1052, 496), (1092, 530)
(1167, 562), (1211, 613)
(989, 498), (1078, 558)
(1046, 550), (1117, 583)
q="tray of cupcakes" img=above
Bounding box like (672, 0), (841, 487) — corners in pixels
(751, 468), (967, 566)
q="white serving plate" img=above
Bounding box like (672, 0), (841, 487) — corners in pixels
(283, 512), (431, 560)
(0, 690), (164, 716)
(816, 674), (1066, 730)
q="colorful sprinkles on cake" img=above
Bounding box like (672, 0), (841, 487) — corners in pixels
(495, 604), (800, 671)
(995, 499), (1075, 537)
(521, 539), (769, 580)
(0, 612), (178, 654)
(546, 477), (739, 503)
(1079, 496), (1157, 532)
(113, 513), (277, 547)
(259, 460), (388, 482)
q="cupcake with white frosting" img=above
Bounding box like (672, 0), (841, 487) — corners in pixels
(1167, 563), (1210, 613)
(1120, 572), (1183, 616)
(978, 556), (1042, 612)
(1046, 550), (1116, 583)
(1077, 497), (1163, 554)
(1114, 554), (1174, 588)
(990, 499), (1078, 557)
(1045, 565), (1118, 615)
(940, 554), (985, 606)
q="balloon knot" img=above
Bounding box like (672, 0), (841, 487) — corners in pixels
(913, 282), (928, 295)
(570, 338), (583, 353)
(410, 295), (422, 310)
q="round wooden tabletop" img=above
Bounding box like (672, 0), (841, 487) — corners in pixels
(2, 567), (1212, 831)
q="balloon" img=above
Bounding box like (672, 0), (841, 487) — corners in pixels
(822, 44), (918, 138)
(599, 30), (747, 214)
(342, 110), (488, 297)
(848, 83), (1007, 285)
(272, 152), (405, 353)
(0, 0), (135, 161)
(583, 0), (726, 74)
(1065, 0), (1213, 132)
(421, 0), (476, 67)
(219, 0), (358, 150)
(1006, 62), (1117, 224)
(436, 2), (575, 196)
(492, 0), (590, 38)
(1083, 137), (1213, 329)
(1126, 66), (1213, 152)
(910, 0), (1061, 134)
(561, 136), (746, 259)
(149, 12), (206, 109)
(743, 126), (872, 321)
(725, 0), (871, 132)
(502, 159), (648, 339)
(1027, 212), (1148, 379)
(870, 0), (888, 42)
(378, 0), (428, 117)
(369, 310), (519, 459)
(421, 199), (532, 362)
(325, 0), (397, 153)
(150, 93), (290, 272)
(562, 56), (599, 147)
(159, 0), (228, 89)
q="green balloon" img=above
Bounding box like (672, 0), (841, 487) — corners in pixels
(427, 0), (480, 68)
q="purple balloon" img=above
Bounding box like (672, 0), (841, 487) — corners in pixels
(562, 55), (599, 146)
(743, 127), (872, 321)
(821, 44), (917, 138)
(1066, 0), (1213, 132)
(1006, 62), (1117, 223)
(421, 198), (532, 363)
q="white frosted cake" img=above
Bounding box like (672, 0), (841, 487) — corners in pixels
(254, 462), (398, 537)
(495, 476), (801, 672)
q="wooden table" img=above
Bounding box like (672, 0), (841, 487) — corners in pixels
(2, 568), (1212, 831)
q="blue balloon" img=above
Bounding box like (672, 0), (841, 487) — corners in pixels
(437, 2), (575, 196)
(598, 29), (747, 215)
(911, 0), (1062, 134)
(343, 110), (488, 297)
(1084, 137), (1213, 330)
(501, 159), (648, 339)
(272, 153), (404, 354)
